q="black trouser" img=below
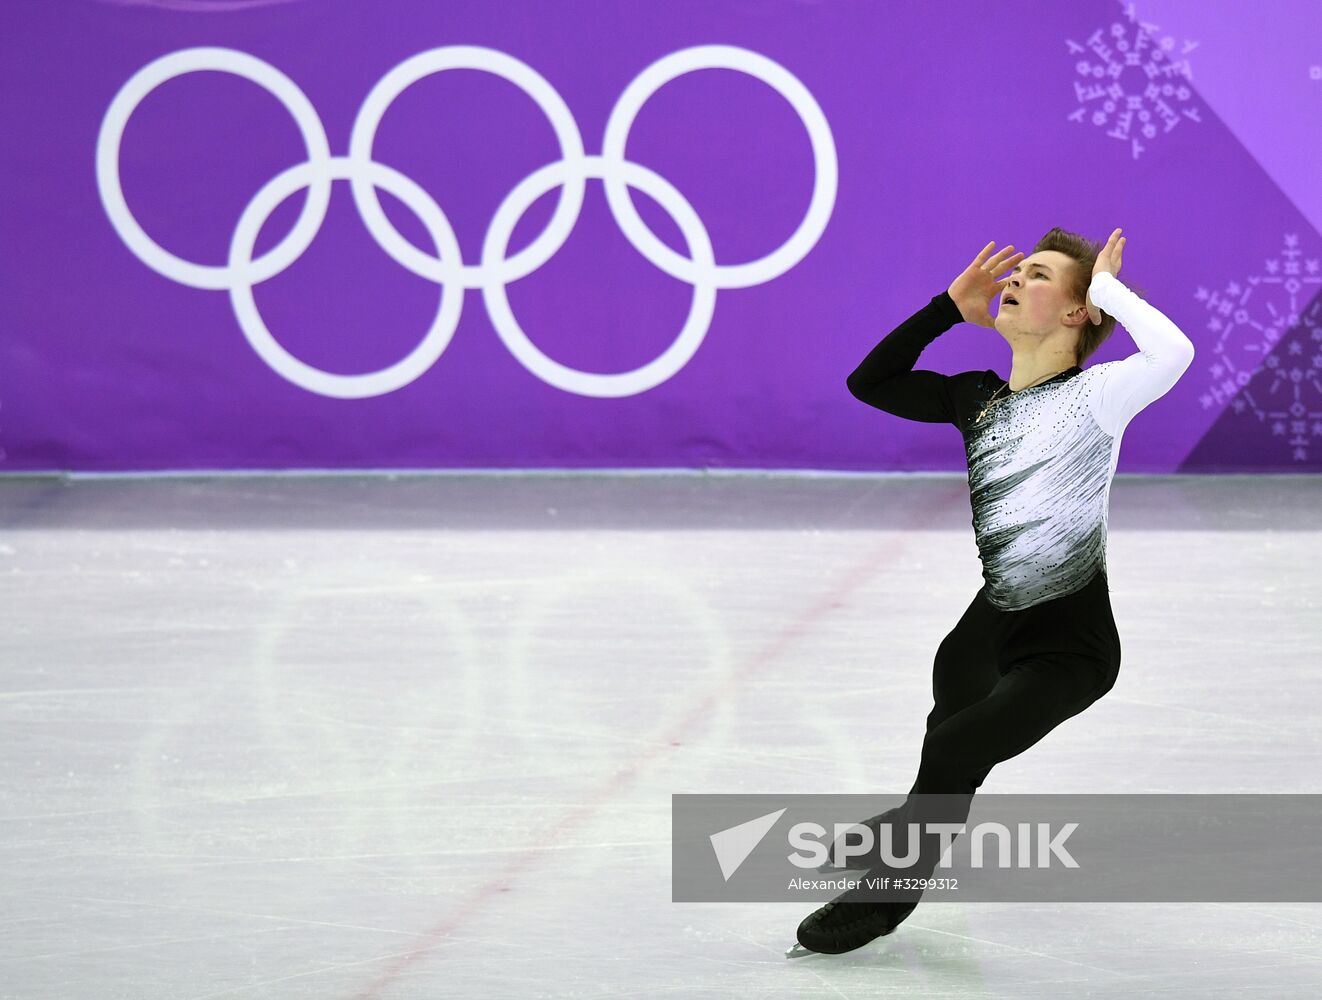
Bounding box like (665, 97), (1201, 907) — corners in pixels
(866, 568), (1121, 896)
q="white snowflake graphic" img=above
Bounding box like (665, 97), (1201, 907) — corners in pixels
(1067, 2), (1200, 160)
(1197, 234), (1322, 463)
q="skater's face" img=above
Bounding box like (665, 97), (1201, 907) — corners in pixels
(994, 250), (1087, 338)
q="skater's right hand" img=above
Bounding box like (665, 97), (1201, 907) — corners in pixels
(947, 241), (1024, 329)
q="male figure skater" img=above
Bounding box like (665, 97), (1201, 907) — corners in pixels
(789, 227), (1195, 956)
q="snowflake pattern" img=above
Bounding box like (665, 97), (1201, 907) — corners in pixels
(1197, 234), (1322, 463)
(1067, 2), (1200, 160)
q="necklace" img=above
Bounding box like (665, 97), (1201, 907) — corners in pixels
(975, 367), (1071, 424)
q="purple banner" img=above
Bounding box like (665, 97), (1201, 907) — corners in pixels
(2, 0), (1319, 472)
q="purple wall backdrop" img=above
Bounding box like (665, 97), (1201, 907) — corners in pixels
(2, 0), (1320, 473)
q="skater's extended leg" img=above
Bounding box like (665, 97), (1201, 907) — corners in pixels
(822, 593), (1000, 871)
(890, 651), (1112, 883)
(794, 651), (1113, 956)
(914, 651), (1109, 796)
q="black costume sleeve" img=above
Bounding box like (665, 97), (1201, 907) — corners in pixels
(845, 289), (968, 424)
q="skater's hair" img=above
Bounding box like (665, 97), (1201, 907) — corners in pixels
(1033, 227), (1148, 366)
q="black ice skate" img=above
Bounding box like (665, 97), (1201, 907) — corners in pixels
(785, 887), (918, 958)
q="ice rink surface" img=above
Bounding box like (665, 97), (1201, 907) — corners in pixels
(1, 471), (1319, 999)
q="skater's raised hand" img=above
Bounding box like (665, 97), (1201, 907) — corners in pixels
(1086, 228), (1125, 325)
(947, 241), (1024, 329)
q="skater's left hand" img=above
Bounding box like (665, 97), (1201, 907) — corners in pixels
(1086, 228), (1125, 325)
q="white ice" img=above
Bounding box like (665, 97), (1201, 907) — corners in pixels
(1, 472), (1319, 998)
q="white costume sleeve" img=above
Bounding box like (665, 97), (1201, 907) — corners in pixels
(1086, 270), (1196, 437)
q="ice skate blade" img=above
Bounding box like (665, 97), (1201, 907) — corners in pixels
(785, 942), (817, 959)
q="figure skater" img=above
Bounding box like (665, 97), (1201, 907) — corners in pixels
(789, 227), (1195, 957)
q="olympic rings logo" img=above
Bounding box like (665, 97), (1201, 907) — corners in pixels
(96, 45), (837, 399)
